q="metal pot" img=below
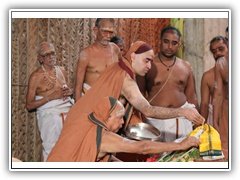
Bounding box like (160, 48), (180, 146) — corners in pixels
(124, 123), (161, 141)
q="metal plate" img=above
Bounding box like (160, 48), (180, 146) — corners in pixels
(124, 123), (161, 141)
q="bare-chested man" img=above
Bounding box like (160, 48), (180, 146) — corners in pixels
(26, 42), (74, 161)
(74, 18), (121, 101)
(137, 26), (199, 142)
(210, 36), (229, 160)
(200, 36), (228, 125)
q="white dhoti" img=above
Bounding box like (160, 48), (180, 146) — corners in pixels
(146, 102), (194, 142)
(36, 96), (74, 161)
(81, 83), (91, 96)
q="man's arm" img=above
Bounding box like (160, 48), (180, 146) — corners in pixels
(200, 72), (210, 120)
(185, 64), (199, 110)
(74, 51), (88, 101)
(100, 130), (199, 155)
(121, 75), (204, 125)
(213, 62), (223, 130)
(26, 73), (49, 111)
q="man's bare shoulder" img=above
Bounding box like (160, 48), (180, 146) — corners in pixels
(79, 44), (96, 59)
(178, 57), (191, 67)
(202, 67), (215, 83)
(109, 42), (119, 50)
(29, 67), (43, 81)
(176, 58), (194, 74)
(80, 44), (94, 56)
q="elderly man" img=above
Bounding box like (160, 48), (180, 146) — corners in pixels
(137, 26), (199, 142)
(74, 18), (121, 101)
(26, 42), (74, 161)
(48, 96), (199, 162)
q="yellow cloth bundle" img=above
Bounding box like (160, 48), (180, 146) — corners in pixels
(189, 124), (224, 160)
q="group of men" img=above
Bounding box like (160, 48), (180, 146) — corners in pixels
(25, 18), (229, 162)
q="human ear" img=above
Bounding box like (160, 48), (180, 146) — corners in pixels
(159, 39), (162, 46)
(106, 114), (114, 123)
(37, 55), (43, 64)
(93, 26), (98, 35)
(130, 52), (136, 62)
(178, 38), (183, 48)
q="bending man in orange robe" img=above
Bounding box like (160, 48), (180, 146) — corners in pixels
(48, 96), (199, 162)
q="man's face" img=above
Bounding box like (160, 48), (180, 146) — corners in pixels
(131, 50), (154, 76)
(210, 39), (228, 60)
(106, 102), (125, 133)
(160, 32), (181, 58)
(96, 20), (115, 46)
(39, 44), (56, 66)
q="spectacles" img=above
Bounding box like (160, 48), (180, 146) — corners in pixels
(42, 52), (56, 58)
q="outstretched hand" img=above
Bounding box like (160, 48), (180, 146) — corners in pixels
(180, 136), (200, 150)
(181, 108), (205, 125)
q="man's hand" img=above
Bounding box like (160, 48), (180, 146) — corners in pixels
(180, 108), (205, 125)
(179, 136), (200, 150)
(62, 85), (73, 97)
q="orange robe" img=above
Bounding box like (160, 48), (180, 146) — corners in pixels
(47, 97), (119, 162)
(47, 61), (129, 162)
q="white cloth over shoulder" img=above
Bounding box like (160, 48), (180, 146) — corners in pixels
(146, 102), (194, 142)
(207, 104), (213, 125)
(36, 96), (74, 161)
